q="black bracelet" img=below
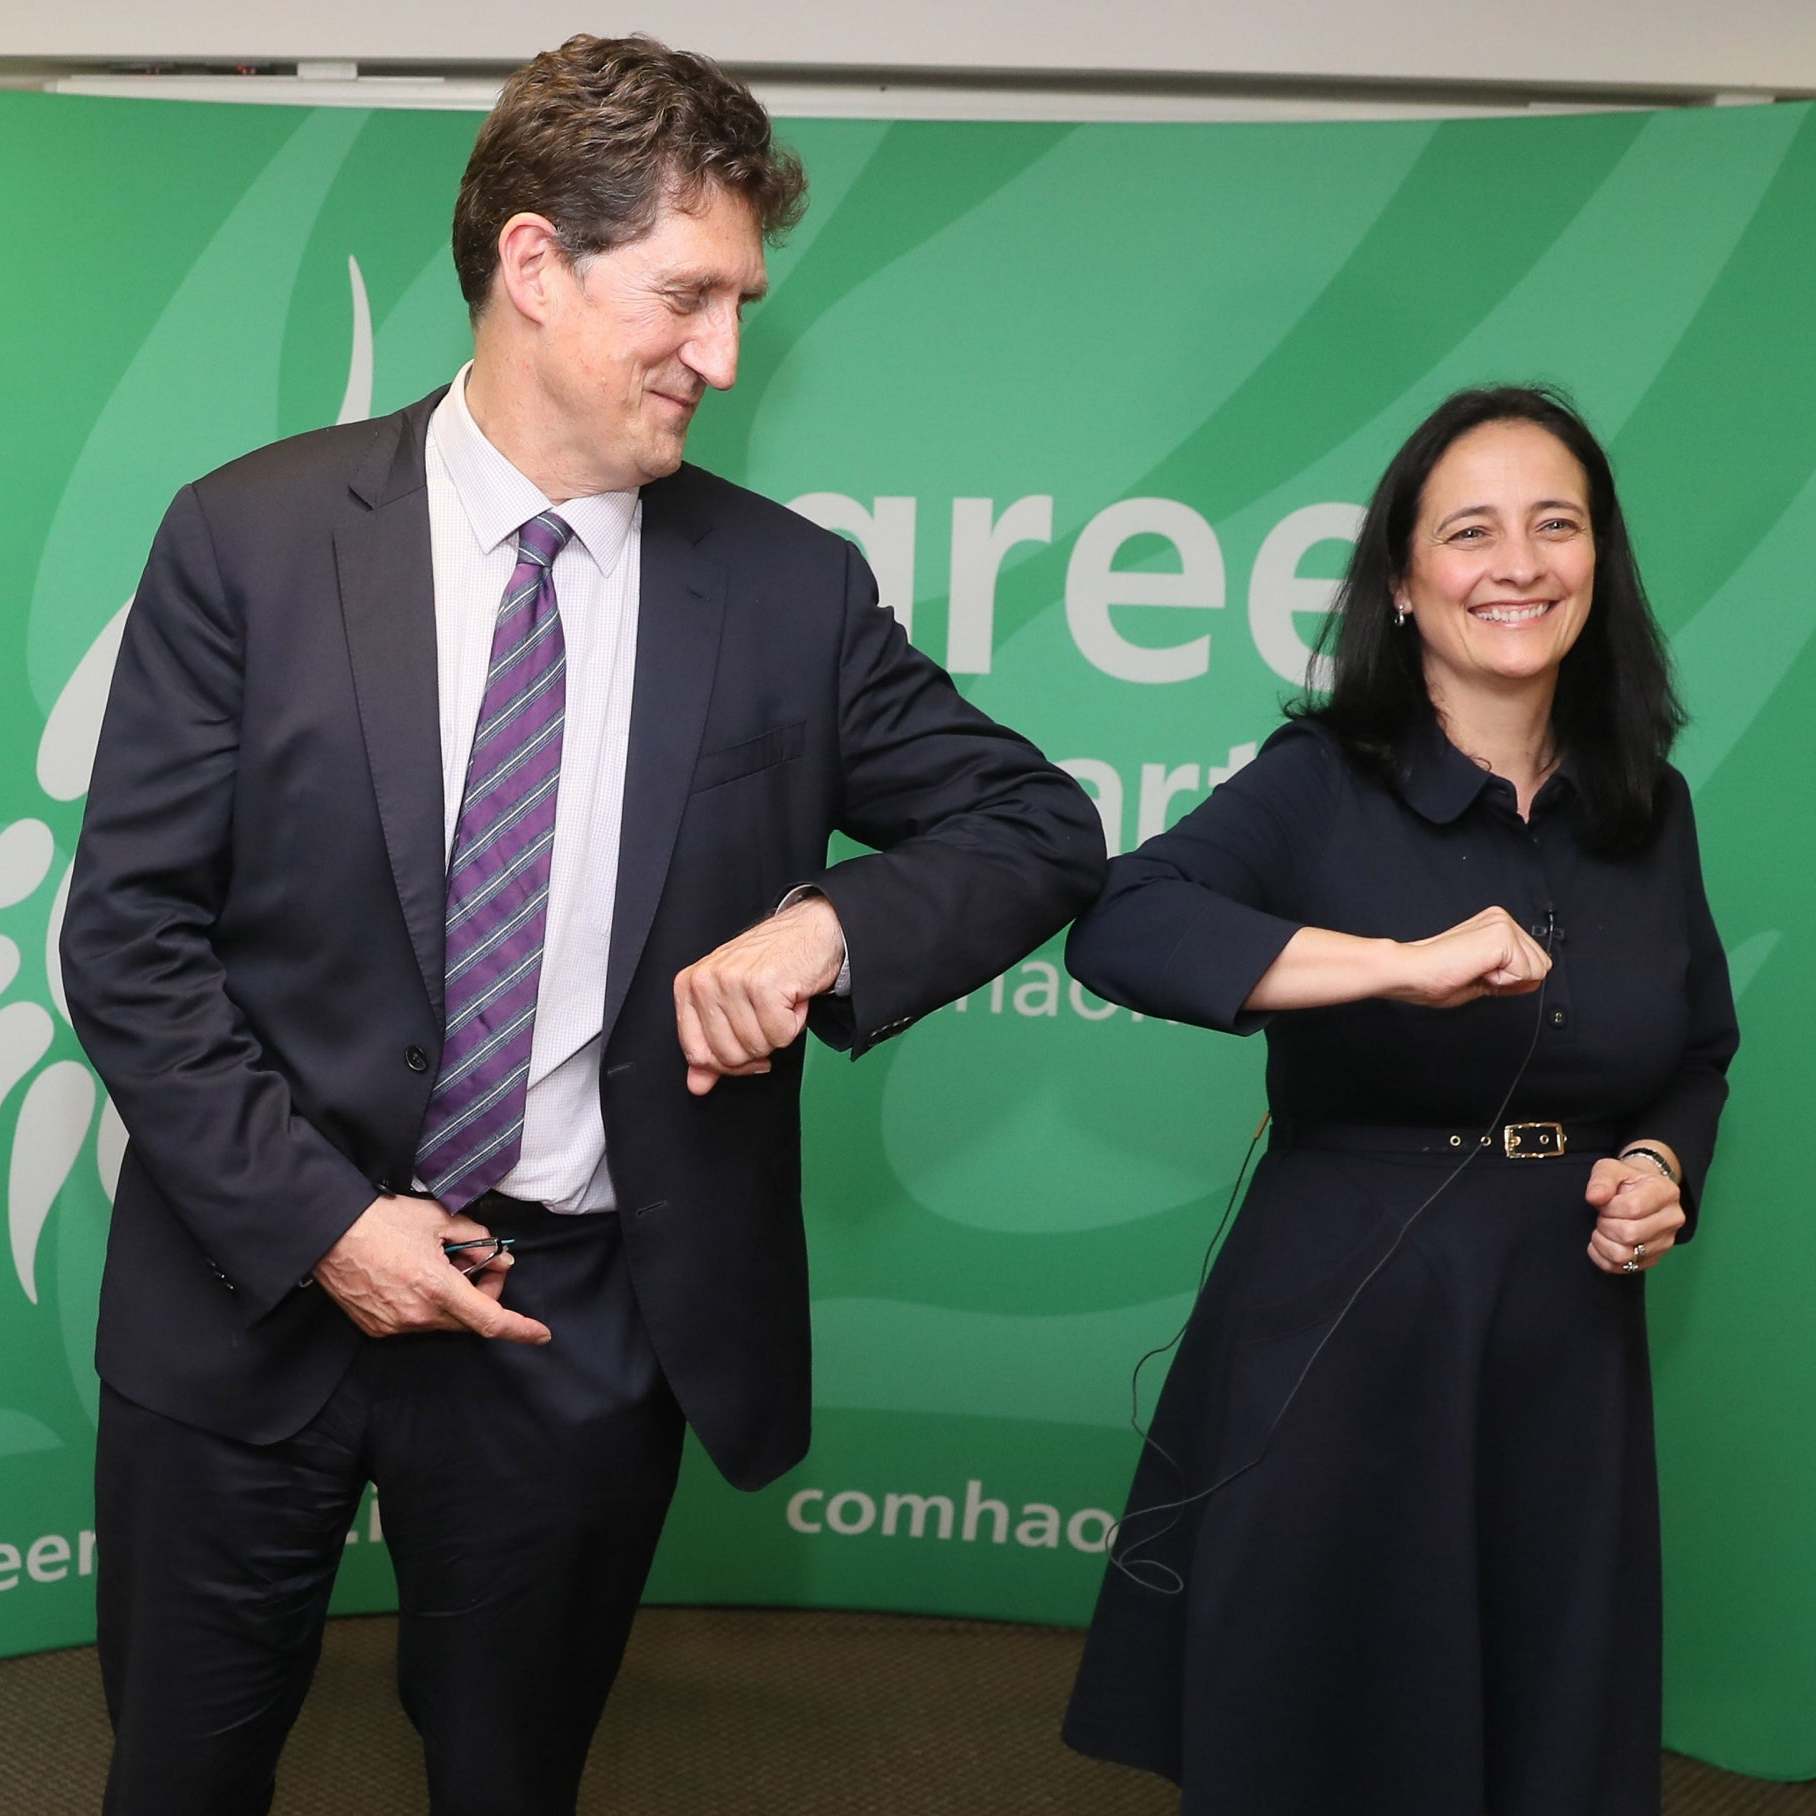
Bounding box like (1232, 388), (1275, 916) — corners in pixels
(1620, 1144), (1677, 1184)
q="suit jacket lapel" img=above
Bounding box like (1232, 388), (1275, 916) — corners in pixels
(602, 469), (726, 1050)
(335, 392), (448, 1025)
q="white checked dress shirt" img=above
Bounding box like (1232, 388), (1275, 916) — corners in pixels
(424, 365), (639, 1214)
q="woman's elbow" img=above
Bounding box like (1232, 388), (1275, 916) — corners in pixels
(1064, 885), (1149, 1007)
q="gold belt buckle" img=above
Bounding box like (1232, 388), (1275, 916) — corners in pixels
(1503, 1120), (1566, 1158)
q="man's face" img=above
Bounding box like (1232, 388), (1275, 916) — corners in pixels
(534, 183), (768, 491)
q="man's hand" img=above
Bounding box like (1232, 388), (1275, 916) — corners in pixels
(312, 1194), (552, 1344)
(673, 896), (846, 1096)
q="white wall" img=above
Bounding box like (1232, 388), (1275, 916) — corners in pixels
(5, 0), (1810, 97)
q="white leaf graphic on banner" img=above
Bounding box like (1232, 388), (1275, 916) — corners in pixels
(0, 601), (140, 1315)
(38, 601), (131, 803)
(0, 1002), (54, 1109)
(0, 820), (54, 908)
(96, 1096), (128, 1202)
(337, 255), (373, 425)
(45, 860), (73, 1028)
(0, 602), (147, 1307)
(29, 606), (135, 1035)
(0, 1001), (57, 1298)
(10, 1062), (96, 1304)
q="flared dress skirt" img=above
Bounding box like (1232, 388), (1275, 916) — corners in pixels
(1064, 1137), (1660, 1816)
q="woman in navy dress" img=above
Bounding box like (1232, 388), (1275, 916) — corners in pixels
(1062, 386), (1737, 1814)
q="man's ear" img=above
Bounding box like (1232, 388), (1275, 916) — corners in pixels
(492, 213), (566, 325)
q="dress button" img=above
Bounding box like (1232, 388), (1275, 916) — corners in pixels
(1549, 1008), (1568, 1028)
(405, 1045), (430, 1072)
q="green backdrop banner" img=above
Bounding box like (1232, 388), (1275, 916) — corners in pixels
(1, 91), (1810, 1777)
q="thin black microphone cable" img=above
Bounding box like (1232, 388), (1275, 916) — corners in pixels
(1113, 1105), (1270, 1500)
(1107, 911), (1557, 1595)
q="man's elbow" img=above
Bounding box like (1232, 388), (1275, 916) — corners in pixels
(56, 868), (129, 1058)
(56, 946), (111, 1074)
(56, 899), (96, 1029)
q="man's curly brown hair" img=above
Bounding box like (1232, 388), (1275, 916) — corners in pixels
(452, 34), (807, 319)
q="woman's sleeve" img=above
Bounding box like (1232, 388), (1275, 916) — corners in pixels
(1064, 721), (1340, 1033)
(1628, 772), (1739, 1241)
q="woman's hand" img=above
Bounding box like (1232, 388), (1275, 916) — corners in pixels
(1381, 907), (1553, 1008)
(1584, 1151), (1686, 1275)
(1243, 908), (1551, 1015)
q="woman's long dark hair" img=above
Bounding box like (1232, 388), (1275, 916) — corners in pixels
(1289, 384), (1685, 851)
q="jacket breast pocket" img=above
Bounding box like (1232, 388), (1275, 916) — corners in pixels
(689, 720), (806, 794)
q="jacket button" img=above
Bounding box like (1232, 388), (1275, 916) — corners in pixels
(405, 1045), (430, 1072)
(1549, 1008), (1568, 1028)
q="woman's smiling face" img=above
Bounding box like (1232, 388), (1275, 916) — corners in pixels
(1397, 418), (1595, 700)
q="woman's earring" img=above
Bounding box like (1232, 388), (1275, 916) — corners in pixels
(1393, 601), (1410, 627)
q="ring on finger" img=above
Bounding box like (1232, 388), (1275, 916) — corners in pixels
(1621, 1258), (1640, 1274)
(1633, 1241), (1647, 1260)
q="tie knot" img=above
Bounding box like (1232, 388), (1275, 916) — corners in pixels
(516, 511), (573, 569)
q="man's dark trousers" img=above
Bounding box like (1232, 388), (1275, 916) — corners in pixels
(97, 1207), (680, 1815)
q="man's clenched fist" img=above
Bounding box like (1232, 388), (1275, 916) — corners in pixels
(673, 896), (846, 1095)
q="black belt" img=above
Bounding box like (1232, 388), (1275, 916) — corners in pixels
(1273, 1118), (1626, 1160)
(468, 1189), (549, 1217)
(402, 1186), (551, 1216)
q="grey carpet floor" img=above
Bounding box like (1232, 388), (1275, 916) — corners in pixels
(1, 1608), (1811, 1813)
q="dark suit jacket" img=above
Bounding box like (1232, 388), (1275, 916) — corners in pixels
(61, 389), (1104, 1490)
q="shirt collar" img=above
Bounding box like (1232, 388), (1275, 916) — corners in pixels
(1394, 715), (1577, 824)
(430, 362), (640, 576)
(1394, 717), (1492, 824)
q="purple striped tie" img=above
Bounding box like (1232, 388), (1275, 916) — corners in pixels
(416, 511), (572, 1210)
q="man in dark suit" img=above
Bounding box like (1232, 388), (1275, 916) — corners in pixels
(60, 34), (1103, 1816)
